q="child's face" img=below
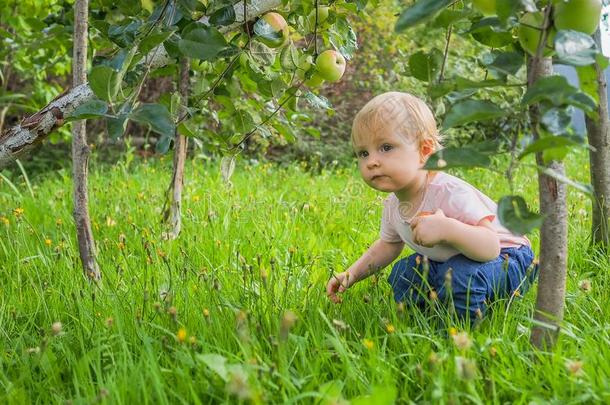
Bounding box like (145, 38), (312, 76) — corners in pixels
(353, 127), (432, 195)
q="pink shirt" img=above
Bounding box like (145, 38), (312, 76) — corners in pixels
(380, 171), (531, 262)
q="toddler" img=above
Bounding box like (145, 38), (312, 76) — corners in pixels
(326, 92), (539, 320)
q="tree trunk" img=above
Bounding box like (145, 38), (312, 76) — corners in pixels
(584, 29), (610, 250)
(528, 56), (568, 349)
(0, 0), (281, 169)
(163, 58), (190, 240)
(72, 0), (100, 281)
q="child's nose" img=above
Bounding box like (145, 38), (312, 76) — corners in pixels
(366, 156), (380, 169)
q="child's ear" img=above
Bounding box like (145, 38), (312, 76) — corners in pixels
(419, 139), (435, 163)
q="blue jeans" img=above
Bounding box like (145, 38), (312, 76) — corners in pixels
(387, 245), (538, 320)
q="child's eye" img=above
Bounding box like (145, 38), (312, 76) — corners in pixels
(357, 150), (368, 158)
(381, 144), (393, 152)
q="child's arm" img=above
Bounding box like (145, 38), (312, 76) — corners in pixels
(444, 217), (500, 262)
(326, 239), (404, 303)
(411, 209), (500, 263)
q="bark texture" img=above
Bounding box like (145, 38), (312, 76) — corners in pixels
(163, 58), (190, 240)
(0, 0), (281, 169)
(72, 0), (101, 281)
(584, 29), (610, 250)
(528, 57), (568, 349)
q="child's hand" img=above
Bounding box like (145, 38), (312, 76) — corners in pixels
(410, 208), (449, 248)
(326, 271), (352, 304)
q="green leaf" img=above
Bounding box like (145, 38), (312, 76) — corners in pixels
(409, 49), (443, 82)
(423, 146), (492, 169)
(481, 51), (524, 76)
(106, 114), (129, 140)
(89, 65), (121, 102)
(431, 9), (471, 28)
(497, 196), (544, 235)
(576, 64), (598, 103)
(197, 354), (229, 382)
(518, 134), (585, 159)
(522, 76), (574, 106)
(233, 109), (255, 134)
(328, 17), (358, 59)
(209, 5), (236, 26)
(129, 103), (175, 138)
(395, 0), (453, 31)
(65, 100), (108, 120)
(470, 19), (513, 48)
(280, 44), (299, 70)
(351, 385), (397, 405)
(139, 28), (176, 54)
(540, 107), (573, 135)
(442, 100), (505, 129)
(272, 122), (296, 142)
(303, 91), (332, 109)
(554, 30), (598, 66)
(178, 25), (228, 61)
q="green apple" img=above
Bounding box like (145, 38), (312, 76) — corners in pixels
(518, 12), (556, 56)
(553, 0), (601, 35)
(256, 12), (289, 48)
(304, 73), (325, 88)
(307, 5), (330, 29)
(315, 50), (346, 82)
(472, 0), (496, 16)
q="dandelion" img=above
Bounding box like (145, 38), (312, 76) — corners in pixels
(13, 207), (24, 217)
(579, 279), (592, 293)
(176, 328), (187, 343)
(280, 310), (298, 340)
(167, 306), (177, 321)
(203, 308), (210, 318)
(362, 339), (375, 350)
(332, 319), (349, 331)
(565, 359), (585, 377)
(386, 323), (396, 334)
(226, 368), (252, 400)
(448, 327), (458, 337)
(427, 351), (440, 368)
(452, 331), (472, 351)
(1, 216), (9, 226)
(44, 238), (52, 247)
(51, 321), (63, 336)
(455, 356), (477, 380)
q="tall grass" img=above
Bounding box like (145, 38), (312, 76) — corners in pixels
(1, 150), (609, 403)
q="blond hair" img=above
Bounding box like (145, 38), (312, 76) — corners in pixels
(351, 92), (443, 151)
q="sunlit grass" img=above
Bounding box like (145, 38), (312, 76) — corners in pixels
(1, 149), (609, 403)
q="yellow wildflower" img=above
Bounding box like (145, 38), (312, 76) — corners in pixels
(363, 339), (375, 350)
(176, 328), (187, 343)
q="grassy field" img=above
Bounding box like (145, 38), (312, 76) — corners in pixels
(1, 150), (609, 404)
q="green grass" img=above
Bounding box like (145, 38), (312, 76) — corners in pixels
(1, 150), (609, 404)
